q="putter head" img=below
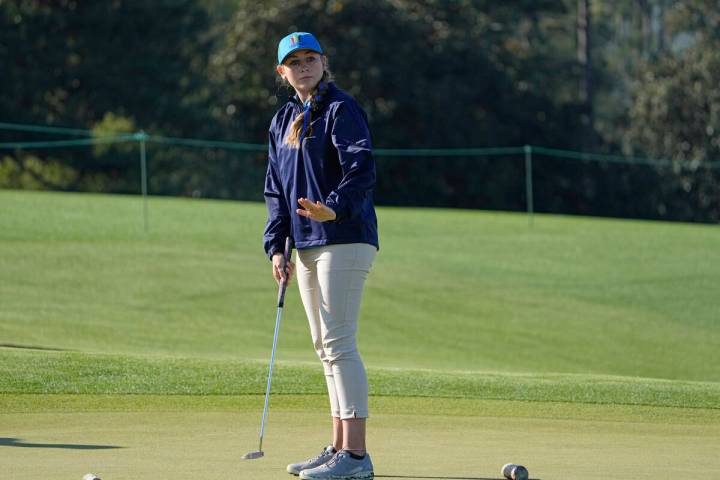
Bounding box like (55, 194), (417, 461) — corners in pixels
(241, 450), (264, 460)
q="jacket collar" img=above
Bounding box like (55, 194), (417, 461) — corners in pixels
(287, 81), (337, 107)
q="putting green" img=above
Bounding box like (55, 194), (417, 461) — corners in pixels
(2, 395), (718, 479)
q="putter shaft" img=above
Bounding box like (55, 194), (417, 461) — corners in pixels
(243, 236), (293, 460)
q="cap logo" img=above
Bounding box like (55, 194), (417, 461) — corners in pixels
(290, 34), (300, 46)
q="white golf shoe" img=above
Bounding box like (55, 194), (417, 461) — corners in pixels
(299, 450), (374, 480)
(287, 445), (337, 476)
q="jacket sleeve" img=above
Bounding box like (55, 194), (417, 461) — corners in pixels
(263, 131), (290, 258)
(325, 102), (376, 222)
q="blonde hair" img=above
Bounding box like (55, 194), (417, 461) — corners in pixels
(284, 69), (333, 148)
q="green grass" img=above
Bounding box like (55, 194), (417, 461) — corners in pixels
(1, 188), (719, 407)
(1, 189), (718, 382)
(2, 395), (719, 480)
(1, 349), (719, 409)
(4, 393), (719, 424)
(2, 189), (720, 479)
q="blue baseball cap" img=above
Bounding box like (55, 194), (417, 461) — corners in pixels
(277, 32), (323, 65)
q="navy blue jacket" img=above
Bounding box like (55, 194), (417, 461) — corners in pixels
(263, 83), (379, 257)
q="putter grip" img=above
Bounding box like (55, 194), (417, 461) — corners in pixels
(277, 236), (293, 307)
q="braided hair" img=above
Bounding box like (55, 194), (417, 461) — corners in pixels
(285, 71), (332, 148)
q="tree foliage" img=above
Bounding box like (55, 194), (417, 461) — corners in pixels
(212, 0), (577, 148)
(624, 1), (720, 220)
(1, 0), (718, 221)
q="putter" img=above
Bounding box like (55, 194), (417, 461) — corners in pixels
(242, 236), (294, 460)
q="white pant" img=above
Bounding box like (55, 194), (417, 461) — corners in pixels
(296, 243), (376, 419)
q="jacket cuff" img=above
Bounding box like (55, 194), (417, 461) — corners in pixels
(267, 244), (282, 259)
(325, 196), (346, 223)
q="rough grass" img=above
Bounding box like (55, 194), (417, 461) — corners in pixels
(1, 349), (719, 409)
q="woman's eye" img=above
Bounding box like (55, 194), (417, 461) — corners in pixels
(306, 57), (316, 63)
(289, 60), (300, 67)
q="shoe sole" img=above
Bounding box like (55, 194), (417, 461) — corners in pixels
(299, 471), (373, 480)
(288, 461), (334, 476)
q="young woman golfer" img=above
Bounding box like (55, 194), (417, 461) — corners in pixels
(263, 32), (379, 480)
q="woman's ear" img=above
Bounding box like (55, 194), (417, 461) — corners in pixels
(276, 64), (285, 79)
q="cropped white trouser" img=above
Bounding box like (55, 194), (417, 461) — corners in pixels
(296, 243), (376, 419)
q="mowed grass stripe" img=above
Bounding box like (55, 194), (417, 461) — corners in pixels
(1, 190), (719, 385)
(1, 349), (718, 409)
(2, 394), (719, 426)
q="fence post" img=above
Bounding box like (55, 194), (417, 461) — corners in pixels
(524, 144), (534, 226)
(136, 131), (149, 233)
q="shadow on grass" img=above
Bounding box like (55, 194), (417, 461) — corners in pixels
(0, 438), (122, 450)
(376, 476), (501, 480)
(0, 343), (67, 351)
(376, 477), (540, 480)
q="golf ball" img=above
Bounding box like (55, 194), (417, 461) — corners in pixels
(82, 474), (101, 480)
(501, 463), (529, 480)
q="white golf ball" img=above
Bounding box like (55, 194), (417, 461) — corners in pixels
(82, 474), (101, 480)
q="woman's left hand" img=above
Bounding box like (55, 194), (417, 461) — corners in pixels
(297, 197), (337, 222)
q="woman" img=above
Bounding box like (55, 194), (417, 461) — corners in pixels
(263, 32), (379, 480)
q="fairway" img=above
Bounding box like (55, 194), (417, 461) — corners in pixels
(1, 190), (719, 479)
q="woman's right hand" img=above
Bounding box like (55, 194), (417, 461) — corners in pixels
(272, 252), (295, 285)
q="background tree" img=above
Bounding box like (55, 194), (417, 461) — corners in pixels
(577, 0), (594, 148)
(211, 0), (579, 208)
(1, 0), (216, 193)
(1, 0), (718, 221)
(624, 0), (720, 221)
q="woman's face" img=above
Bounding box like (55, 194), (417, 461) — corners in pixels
(277, 49), (326, 98)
